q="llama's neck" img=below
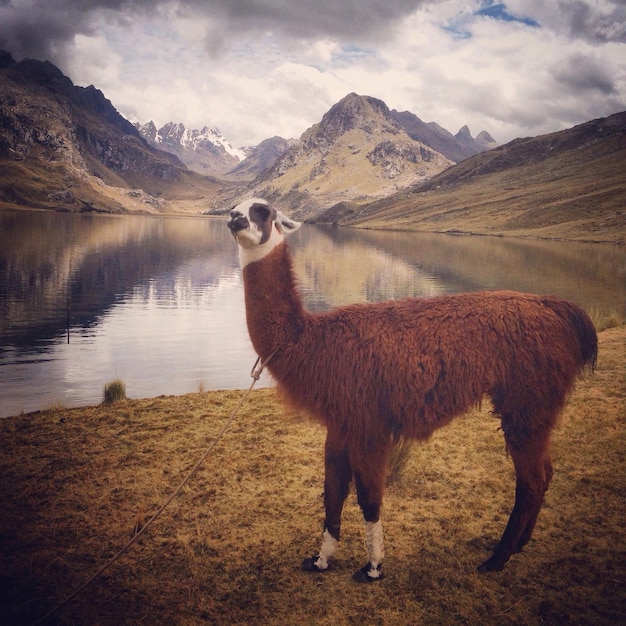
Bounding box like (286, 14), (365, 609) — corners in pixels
(241, 242), (307, 360)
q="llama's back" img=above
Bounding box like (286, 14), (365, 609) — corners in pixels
(278, 291), (597, 442)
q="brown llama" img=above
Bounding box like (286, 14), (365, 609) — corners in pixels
(227, 198), (598, 582)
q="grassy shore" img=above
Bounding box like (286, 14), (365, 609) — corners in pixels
(1, 326), (624, 625)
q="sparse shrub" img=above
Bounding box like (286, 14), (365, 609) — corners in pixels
(597, 311), (623, 332)
(103, 379), (126, 404)
(586, 306), (624, 332)
(45, 400), (66, 412)
(387, 436), (413, 486)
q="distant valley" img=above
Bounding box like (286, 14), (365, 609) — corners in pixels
(0, 49), (624, 242)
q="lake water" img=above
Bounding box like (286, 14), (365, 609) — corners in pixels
(1, 210), (624, 418)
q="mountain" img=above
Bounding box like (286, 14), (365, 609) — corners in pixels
(135, 121), (253, 177)
(389, 110), (496, 163)
(241, 93), (457, 220)
(330, 111), (626, 243)
(2, 48), (620, 241)
(227, 136), (293, 180)
(0, 51), (222, 214)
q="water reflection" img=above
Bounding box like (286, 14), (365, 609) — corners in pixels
(0, 211), (238, 347)
(292, 225), (625, 317)
(0, 211), (624, 418)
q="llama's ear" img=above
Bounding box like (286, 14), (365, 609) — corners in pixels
(275, 211), (301, 235)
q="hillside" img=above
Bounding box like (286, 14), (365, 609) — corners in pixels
(326, 111), (626, 243)
(227, 136), (294, 181)
(390, 109), (496, 162)
(0, 52), (223, 214)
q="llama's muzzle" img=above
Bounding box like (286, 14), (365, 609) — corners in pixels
(228, 212), (249, 234)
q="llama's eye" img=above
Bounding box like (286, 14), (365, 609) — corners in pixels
(251, 204), (272, 222)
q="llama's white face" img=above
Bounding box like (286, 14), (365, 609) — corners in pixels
(228, 198), (301, 267)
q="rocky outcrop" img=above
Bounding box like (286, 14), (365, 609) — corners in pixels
(367, 140), (440, 178)
(390, 110), (497, 162)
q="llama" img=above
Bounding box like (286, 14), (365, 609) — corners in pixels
(227, 198), (598, 581)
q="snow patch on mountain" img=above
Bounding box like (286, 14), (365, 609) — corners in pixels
(135, 120), (251, 176)
(179, 126), (248, 161)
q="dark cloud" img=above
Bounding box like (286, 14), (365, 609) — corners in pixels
(557, 0), (626, 43)
(551, 53), (616, 94)
(198, 0), (434, 56)
(0, 0), (434, 64)
(0, 1), (148, 63)
(199, 0), (428, 39)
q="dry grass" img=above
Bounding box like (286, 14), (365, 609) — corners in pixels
(102, 379), (127, 405)
(348, 129), (626, 244)
(0, 327), (624, 625)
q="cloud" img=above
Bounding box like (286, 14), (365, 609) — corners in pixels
(195, 0), (433, 52)
(0, 0), (624, 148)
(508, 0), (626, 43)
(551, 52), (616, 95)
(0, 0), (435, 60)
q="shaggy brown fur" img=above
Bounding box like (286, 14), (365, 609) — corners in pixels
(231, 205), (598, 577)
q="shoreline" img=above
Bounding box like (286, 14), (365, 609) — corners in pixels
(2, 204), (624, 244)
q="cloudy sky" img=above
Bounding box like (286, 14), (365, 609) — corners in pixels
(1, 0), (625, 147)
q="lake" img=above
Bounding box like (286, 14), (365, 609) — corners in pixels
(1, 210), (624, 418)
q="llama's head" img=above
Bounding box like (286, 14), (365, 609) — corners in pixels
(228, 198), (301, 267)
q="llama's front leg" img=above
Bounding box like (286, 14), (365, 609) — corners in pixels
(302, 435), (351, 573)
(353, 467), (386, 582)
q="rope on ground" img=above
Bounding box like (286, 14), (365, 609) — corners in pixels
(35, 354), (272, 625)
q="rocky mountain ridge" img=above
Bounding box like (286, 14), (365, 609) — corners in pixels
(135, 94), (495, 189)
(0, 51), (222, 214)
(242, 93), (471, 219)
(135, 120), (253, 176)
(389, 110), (496, 163)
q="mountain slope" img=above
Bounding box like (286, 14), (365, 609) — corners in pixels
(338, 112), (626, 243)
(390, 110), (496, 162)
(0, 52), (223, 214)
(135, 121), (251, 177)
(227, 136), (293, 180)
(244, 93), (455, 220)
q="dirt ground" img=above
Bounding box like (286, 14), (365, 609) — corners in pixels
(0, 326), (624, 625)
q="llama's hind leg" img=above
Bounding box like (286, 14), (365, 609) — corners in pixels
(514, 454), (553, 552)
(302, 434), (351, 573)
(478, 423), (553, 573)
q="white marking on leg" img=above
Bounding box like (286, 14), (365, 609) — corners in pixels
(365, 520), (384, 578)
(314, 529), (338, 571)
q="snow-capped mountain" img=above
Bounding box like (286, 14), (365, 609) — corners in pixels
(136, 121), (251, 176)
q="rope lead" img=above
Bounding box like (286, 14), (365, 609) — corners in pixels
(35, 354), (273, 625)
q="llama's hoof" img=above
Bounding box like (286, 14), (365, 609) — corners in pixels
(302, 555), (327, 572)
(352, 562), (384, 583)
(477, 554), (507, 573)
